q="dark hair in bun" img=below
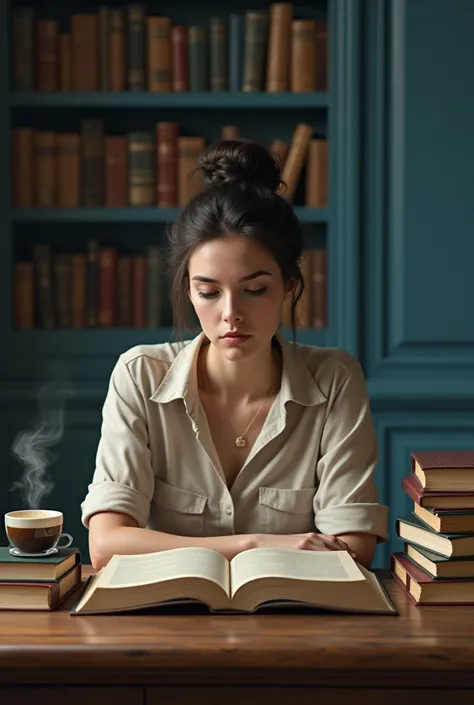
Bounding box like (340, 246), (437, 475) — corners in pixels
(167, 139), (305, 339)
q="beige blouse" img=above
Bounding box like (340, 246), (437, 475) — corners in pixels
(81, 332), (389, 542)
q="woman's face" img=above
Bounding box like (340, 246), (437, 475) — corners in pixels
(188, 234), (289, 361)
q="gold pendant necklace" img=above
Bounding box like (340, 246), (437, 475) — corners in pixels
(203, 351), (278, 448)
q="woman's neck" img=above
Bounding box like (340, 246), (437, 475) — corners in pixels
(199, 340), (281, 404)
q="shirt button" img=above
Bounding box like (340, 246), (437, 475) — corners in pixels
(226, 507), (232, 515)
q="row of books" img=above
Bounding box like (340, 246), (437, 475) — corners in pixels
(0, 546), (81, 611)
(12, 4), (327, 94)
(13, 243), (327, 331)
(391, 450), (474, 605)
(11, 122), (328, 209)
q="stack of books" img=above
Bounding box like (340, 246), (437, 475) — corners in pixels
(0, 546), (82, 611)
(391, 450), (474, 605)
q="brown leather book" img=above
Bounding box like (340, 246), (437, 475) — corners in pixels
(128, 132), (155, 206)
(147, 17), (172, 92)
(281, 123), (313, 201)
(221, 125), (240, 140)
(12, 7), (34, 91)
(402, 474), (474, 510)
(178, 136), (206, 207)
(117, 256), (132, 327)
(306, 138), (328, 207)
(171, 25), (189, 91)
(269, 138), (289, 170)
(98, 6), (109, 91)
(411, 451), (474, 492)
(11, 128), (34, 207)
(242, 11), (267, 92)
(71, 253), (86, 329)
(128, 3), (146, 91)
(36, 19), (59, 91)
(81, 120), (103, 206)
(392, 552), (474, 606)
(266, 3), (292, 92)
(132, 255), (147, 327)
(13, 262), (35, 330)
(53, 253), (71, 328)
(291, 20), (317, 92)
(57, 134), (80, 207)
(86, 238), (99, 327)
(105, 136), (128, 207)
(98, 247), (118, 327)
(32, 244), (54, 328)
(59, 34), (72, 90)
(71, 14), (99, 91)
(147, 246), (163, 328)
(109, 9), (125, 91)
(311, 248), (327, 328)
(35, 131), (56, 207)
(156, 122), (179, 207)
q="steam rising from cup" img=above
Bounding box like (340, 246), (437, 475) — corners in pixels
(11, 381), (74, 508)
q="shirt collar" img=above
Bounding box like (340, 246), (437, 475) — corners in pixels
(149, 331), (327, 408)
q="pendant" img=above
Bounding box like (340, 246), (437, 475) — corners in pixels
(235, 436), (247, 448)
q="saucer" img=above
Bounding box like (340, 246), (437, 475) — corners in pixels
(9, 546), (58, 558)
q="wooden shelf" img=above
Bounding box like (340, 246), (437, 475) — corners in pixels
(11, 206), (328, 223)
(9, 91), (329, 109)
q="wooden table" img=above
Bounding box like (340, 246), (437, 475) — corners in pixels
(1, 567), (474, 704)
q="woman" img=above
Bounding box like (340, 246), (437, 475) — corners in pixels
(81, 140), (388, 570)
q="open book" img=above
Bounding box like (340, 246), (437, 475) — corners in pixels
(71, 547), (397, 615)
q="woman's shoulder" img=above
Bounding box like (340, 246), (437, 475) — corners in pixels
(293, 342), (365, 392)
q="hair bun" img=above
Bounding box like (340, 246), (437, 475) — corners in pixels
(197, 139), (282, 192)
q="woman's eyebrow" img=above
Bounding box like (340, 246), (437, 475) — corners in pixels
(192, 270), (272, 283)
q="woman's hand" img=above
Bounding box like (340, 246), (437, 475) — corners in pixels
(252, 532), (358, 558)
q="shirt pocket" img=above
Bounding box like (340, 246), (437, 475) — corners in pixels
(153, 478), (208, 536)
(259, 487), (315, 535)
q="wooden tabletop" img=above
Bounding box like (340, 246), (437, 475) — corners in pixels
(0, 566), (474, 687)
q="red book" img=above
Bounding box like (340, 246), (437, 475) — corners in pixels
(391, 552), (474, 605)
(156, 122), (179, 207)
(402, 474), (474, 511)
(105, 136), (128, 207)
(171, 25), (189, 91)
(411, 450), (474, 491)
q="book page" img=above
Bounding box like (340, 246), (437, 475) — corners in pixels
(97, 547), (230, 594)
(230, 548), (364, 596)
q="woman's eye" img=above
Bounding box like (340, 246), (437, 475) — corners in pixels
(197, 291), (218, 299)
(246, 287), (267, 296)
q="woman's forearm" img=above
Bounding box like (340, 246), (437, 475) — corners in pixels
(92, 526), (255, 569)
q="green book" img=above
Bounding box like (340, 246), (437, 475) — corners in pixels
(396, 513), (474, 558)
(0, 547), (80, 582)
(404, 542), (474, 580)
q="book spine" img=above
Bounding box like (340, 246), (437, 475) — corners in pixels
(221, 125), (240, 140)
(305, 138), (328, 207)
(128, 132), (155, 206)
(269, 138), (289, 170)
(36, 20), (59, 91)
(171, 25), (189, 92)
(85, 238), (99, 327)
(33, 244), (54, 329)
(71, 14), (98, 91)
(12, 7), (34, 91)
(147, 247), (163, 327)
(281, 123), (314, 201)
(35, 131), (56, 207)
(81, 120), (104, 206)
(266, 3), (292, 92)
(178, 136), (205, 207)
(188, 26), (208, 92)
(98, 248), (118, 327)
(117, 255), (132, 327)
(228, 14), (244, 92)
(156, 122), (179, 207)
(105, 136), (128, 207)
(291, 20), (317, 92)
(316, 27), (328, 90)
(109, 9), (125, 91)
(13, 262), (35, 329)
(98, 6), (109, 91)
(12, 128), (34, 207)
(128, 3), (146, 91)
(132, 255), (147, 327)
(59, 34), (71, 91)
(242, 11), (267, 92)
(297, 249), (312, 329)
(57, 133), (80, 208)
(53, 253), (71, 328)
(71, 254), (86, 329)
(147, 17), (172, 92)
(210, 17), (228, 92)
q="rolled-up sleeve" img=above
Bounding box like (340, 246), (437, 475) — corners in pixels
(81, 357), (155, 529)
(314, 355), (389, 542)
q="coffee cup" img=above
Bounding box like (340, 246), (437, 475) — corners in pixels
(5, 509), (73, 556)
